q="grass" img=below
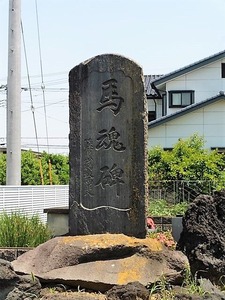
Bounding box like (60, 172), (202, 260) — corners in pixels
(148, 199), (189, 217)
(147, 199), (203, 298)
(148, 265), (209, 299)
(181, 265), (207, 296)
(0, 211), (52, 247)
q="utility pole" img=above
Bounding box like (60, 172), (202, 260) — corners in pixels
(6, 0), (21, 185)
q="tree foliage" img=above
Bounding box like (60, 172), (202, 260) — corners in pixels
(0, 150), (69, 185)
(0, 154), (6, 185)
(148, 134), (225, 191)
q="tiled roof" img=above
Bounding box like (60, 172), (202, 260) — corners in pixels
(144, 75), (163, 96)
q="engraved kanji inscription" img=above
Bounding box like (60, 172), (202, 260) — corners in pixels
(95, 163), (125, 196)
(96, 127), (126, 152)
(83, 139), (94, 197)
(97, 79), (124, 115)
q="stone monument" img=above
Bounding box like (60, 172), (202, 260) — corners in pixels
(69, 54), (148, 238)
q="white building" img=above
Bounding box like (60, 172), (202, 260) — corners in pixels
(146, 50), (225, 151)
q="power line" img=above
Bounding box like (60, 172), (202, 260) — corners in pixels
(22, 99), (67, 112)
(0, 71), (68, 82)
(1, 136), (68, 140)
(21, 137), (68, 139)
(21, 20), (40, 152)
(34, 110), (68, 124)
(35, 0), (49, 153)
(22, 144), (68, 148)
(22, 87), (68, 92)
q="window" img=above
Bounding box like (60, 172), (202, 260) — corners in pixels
(169, 91), (194, 108)
(163, 148), (173, 151)
(162, 93), (167, 116)
(211, 147), (225, 153)
(221, 63), (225, 78)
(148, 111), (156, 122)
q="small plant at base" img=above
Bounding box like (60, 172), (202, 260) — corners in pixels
(219, 275), (225, 291)
(48, 287), (57, 294)
(30, 272), (35, 283)
(182, 265), (207, 296)
(148, 230), (176, 249)
(148, 276), (175, 300)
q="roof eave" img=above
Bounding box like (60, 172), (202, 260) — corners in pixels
(148, 94), (225, 129)
(152, 50), (225, 87)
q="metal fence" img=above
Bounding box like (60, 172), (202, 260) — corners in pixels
(0, 182), (221, 223)
(148, 180), (219, 203)
(0, 185), (69, 223)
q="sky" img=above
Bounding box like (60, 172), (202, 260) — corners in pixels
(0, 0), (225, 154)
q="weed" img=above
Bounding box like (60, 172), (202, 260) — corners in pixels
(148, 199), (189, 217)
(182, 265), (207, 296)
(219, 275), (225, 290)
(148, 230), (176, 249)
(148, 276), (175, 300)
(0, 211), (52, 247)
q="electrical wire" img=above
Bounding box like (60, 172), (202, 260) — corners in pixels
(35, 0), (49, 153)
(21, 20), (40, 153)
(22, 99), (67, 112)
(0, 71), (68, 82)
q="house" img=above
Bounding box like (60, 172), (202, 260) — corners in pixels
(146, 50), (225, 151)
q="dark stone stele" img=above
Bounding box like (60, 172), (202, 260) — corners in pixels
(69, 54), (148, 238)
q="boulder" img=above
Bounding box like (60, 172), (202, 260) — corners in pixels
(0, 259), (41, 300)
(177, 191), (225, 284)
(0, 259), (20, 300)
(198, 278), (225, 299)
(106, 281), (149, 300)
(40, 290), (107, 300)
(12, 233), (188, 292)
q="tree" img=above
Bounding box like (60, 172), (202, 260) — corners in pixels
(148, 134), (225, 196)
(0, 154), (6, 185)
(21, 150), (43, 185)
(41, 152), (69, 185)
(0, 150), (69, 185)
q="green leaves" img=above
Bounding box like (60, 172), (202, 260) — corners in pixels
(148, 134), (225, 190)
(0, 211), (52, 247)
(0, 154), (6, 184)
(148, 199), (189, 216)
(0, 150), (69, 185)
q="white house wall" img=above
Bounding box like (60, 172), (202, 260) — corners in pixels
(166, 59), (225, 115)
(148, 100), (225, 149)
(156, 99), (163, 118)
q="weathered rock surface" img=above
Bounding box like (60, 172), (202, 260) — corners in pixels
(40, 289), (107, 300)
(198, 278), (225, 299)
(12, 234), (188, 292)
(0, 259), (41, 300)
(0, 248), (32, 262)
(106, 281), (149, 300)
(177, 191), (225, 284)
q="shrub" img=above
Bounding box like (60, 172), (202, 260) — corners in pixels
(148, 199), (189, 216)
(148, 134), (225, 192)
(0, 211), (52, 247)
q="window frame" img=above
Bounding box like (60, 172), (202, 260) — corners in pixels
(221, 63), (225, 78)
(148, 111), (156, 122)
(169, 90), (194, 108)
